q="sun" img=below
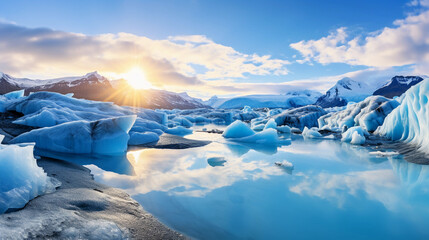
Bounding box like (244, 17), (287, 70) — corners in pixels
(123, 67), (152, 89)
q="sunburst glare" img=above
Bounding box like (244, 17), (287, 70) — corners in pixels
(123, 67), (152, 89)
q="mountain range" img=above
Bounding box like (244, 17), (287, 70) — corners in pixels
(0, 72), (207, 109)
(0, 71), (424, 110)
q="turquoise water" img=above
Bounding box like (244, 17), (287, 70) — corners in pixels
(87, 130), (429, 239)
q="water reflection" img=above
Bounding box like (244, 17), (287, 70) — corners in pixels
(86, 134), (429, 239)
(35, 148), (134, 175)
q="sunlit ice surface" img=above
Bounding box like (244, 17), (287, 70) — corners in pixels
(86, 130), (429, 239)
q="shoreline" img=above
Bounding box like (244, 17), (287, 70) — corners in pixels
(0, 157), (187, 239)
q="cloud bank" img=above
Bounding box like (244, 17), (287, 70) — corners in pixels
(290, 9), (429, 74)
(0, 21), (289, 94)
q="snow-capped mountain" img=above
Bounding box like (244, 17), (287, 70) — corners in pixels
(0, 72), (209, 109)
(203, 96), (229, 108)
(207, 90), (322, 109)
(373, 76), (423, 98)
(315, 77), (373, 108)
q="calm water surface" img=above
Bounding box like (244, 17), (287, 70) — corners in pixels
(86, 128), (429, 239)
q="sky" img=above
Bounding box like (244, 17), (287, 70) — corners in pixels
(1, 0), (429, 98)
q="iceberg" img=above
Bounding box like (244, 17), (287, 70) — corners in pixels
(0, 137), (59, 214)
(302, 127), (322, 139)
(128, 132), (160, 146)
(277, 125), (291, 134)
(11, 116), (136, 155)
(273, 105), (326, 130)
(0, 90), (26, 112)
(223, 120), (279, 144)
(264, 119), (277, 130)
(341, 126), (368, 145)
(376, 79), (429, 154)
(164, 126), (193, 136)
(223, 120), (255, 139)
(7, 92), (166, 131)
(318, 96), (399, 132)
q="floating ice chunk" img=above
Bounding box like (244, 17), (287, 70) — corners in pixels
(0, 140), (59, 214)
(207, 157), (227, 167)
(222, 120), (255, 138)
(0, 90), (26, 112)
(264, 119), (277, 130)
(277, 125), (291, 134)
(128, 132), (159, 145)
(376, 79), (429, 154)
(274, 105), (326, 130)
(369, 151), (400, 157)
(242, 105), (252, 113)
(11, 116), (136, 155)
(302, 127), (322, 139)
(229, 128), (279, 144)
(164, 126), (193, 136)
(350, 131), (366, 145)
(172, 117), (193, 128)
(341, 126), (368, 145)
(290, 127), (302, 134)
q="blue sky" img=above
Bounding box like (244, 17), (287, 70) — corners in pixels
(0, 0), (428, 97)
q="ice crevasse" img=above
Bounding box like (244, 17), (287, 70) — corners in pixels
(376, 79), (429, 154)
(0, 135), (59, 214)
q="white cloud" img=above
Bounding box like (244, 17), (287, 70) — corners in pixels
(0, 22), (290, 90)
(290, 10), (429, 75)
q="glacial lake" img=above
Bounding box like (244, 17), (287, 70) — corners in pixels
(86, 127), (429, 240)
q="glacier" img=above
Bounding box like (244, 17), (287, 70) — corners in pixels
(10, 116), (136, 155)
(318, 96), (399, 132)
(0, 136), (59, 214)
(376, 79), (429, 154)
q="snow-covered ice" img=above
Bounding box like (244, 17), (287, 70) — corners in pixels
(318, 96), (399, 132)
(11, 116), (136, 155)
(376, 79), (429, 154)
(341, 126), (368, 145)
(302, 127), (322, 139)
(0, 137), (59, 214)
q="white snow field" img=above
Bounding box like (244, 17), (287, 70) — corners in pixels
(222, 120), (279, 144)
(210, 90), (322, 109)
(376, 79), (429, 154)
(11, 116), (136, 155)
(0, 135), (59, 214)
(318, 96), (400, 132)
(341, 126), (369, 145)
